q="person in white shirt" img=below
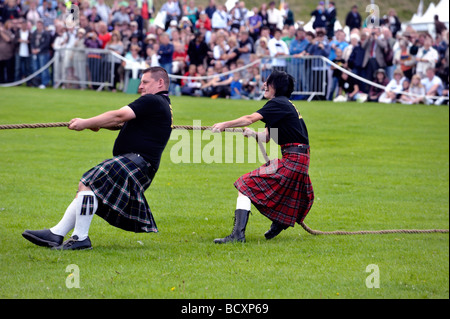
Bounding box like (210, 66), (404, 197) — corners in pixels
(15, 19), (31, 82)
(267, 1), (283, 33)
(268, 28), (289, 71)
(421, 67), (444, 105)
(415, 35), (439, 78)
(379, 68), (406, 103)
(95, 0), (111, 23)
(211, 5), (229, 30)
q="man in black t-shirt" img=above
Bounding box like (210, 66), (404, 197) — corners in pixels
(22, 67), (173, 250)
(212, 71), (314, 243)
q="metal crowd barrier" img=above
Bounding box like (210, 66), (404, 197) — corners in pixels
(259, 56), (328, 101)
(53, 48), (115, 91)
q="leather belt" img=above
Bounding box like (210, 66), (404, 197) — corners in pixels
(122, 153), (156, 179)
(281, 145), (309, 154)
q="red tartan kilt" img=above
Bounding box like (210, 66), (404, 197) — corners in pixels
(234, 145), (314, 227)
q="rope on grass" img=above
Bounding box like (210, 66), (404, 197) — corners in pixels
(1, 121), (448, 235)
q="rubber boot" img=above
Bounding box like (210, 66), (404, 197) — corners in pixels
(214, 209), (250, 244)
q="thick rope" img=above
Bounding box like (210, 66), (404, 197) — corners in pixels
(1, 121), (448, 235)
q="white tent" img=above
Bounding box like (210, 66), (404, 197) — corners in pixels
(407, 0), (449, 35)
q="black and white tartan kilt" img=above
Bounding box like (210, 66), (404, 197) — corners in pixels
(80, 155), (157, 233)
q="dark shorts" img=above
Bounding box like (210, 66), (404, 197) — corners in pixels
(80, 154), (157, 233)
(234, 143), (314, 226)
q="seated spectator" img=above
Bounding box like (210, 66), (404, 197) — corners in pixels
(400, 74), (426, 104)
(161, 0), (181, 29)
(230, 72), (245, 99)
(368, 69), (389, 102)
(421, 67), (444, 105)
(196, 10), (212, 31)
(379, 68), (406, 103)
(211, 4), (229, 31)
(187, 32), (209, 66)
(112, 3), (131, 26)
(334, 70), (365, 102)
(181, 63), (201, 96)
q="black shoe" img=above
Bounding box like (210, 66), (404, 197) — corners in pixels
(214, 209), (250, 244)
(52, 235), (92, 250)
(264, 221), (289, 240)
(22, 229), (64, 248)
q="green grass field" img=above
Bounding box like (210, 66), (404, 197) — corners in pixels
(0, 87), (448, 299)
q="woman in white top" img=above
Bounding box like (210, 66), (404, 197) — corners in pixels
(379, 68), (406, 103)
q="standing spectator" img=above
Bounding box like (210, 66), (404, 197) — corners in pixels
(106, 31), (124, 92)
(267, 1), (283, 34)
(112, 3), (130, 26)
(187, 32), (208, 66)
(255, 36), (270, 81)
(328, 29), (348, 61)
(15, 19), (32, 83)
(311, 1), (327, 32)
(281, 25), (296, 48)
(211, 4), (228, 31)
(238, 29), (253, 65)
(87, 6), (102, 24)
(290, 27), (308, 56)
(361, 28), (387, 92)
(37, 0), (57, 28)
(158, 32), (174, 75)
(72, 28), (87, 89)
(386, 9), (401, 38)
(393, 39), (415, 80)
(345, 5), (362, 31)
(1, 0), (20, 23)
(268, 28), (289, 72)
(30, 19), (51, 88)
(434, 15), (447, 37)
(368, 68), (389, 102)
(24, 1), (41, 27)
(84, 30), (102, 88)
(327, 48), (345, 100)
(258, 3), (269, 30)
(97, 21), (111, 48)
(0, 20), (15, 83)
(282, 2), (294, 27)
(247, 6), (262, 41)
(161, 0), (181, 29)
(205, 0), (216, 19)
(307, 30), (330, 100)
(416, 35), (439, 78)
(95, 0), (112, 24)
(326, 1), (336, 40)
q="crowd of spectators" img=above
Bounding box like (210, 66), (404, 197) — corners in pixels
(0, 0), (448, 104)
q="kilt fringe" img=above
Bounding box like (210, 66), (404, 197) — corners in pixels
(234, 149), (314, 227)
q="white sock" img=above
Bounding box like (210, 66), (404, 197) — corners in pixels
(72, 191), (98, 241)
(50, 198), (77, 237)
(236, 195), (251, 211)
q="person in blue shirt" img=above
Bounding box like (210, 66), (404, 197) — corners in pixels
(289, 28), (309, 56)
(328, 29), (348, 61)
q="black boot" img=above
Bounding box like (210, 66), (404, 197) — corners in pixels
(214, 209), (250, 244)
(264, 221), (289, 240)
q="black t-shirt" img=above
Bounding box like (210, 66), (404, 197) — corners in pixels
(113, 91), (173, 171)
(339, 76), (357, 94)
(256, 96), (309, 145)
